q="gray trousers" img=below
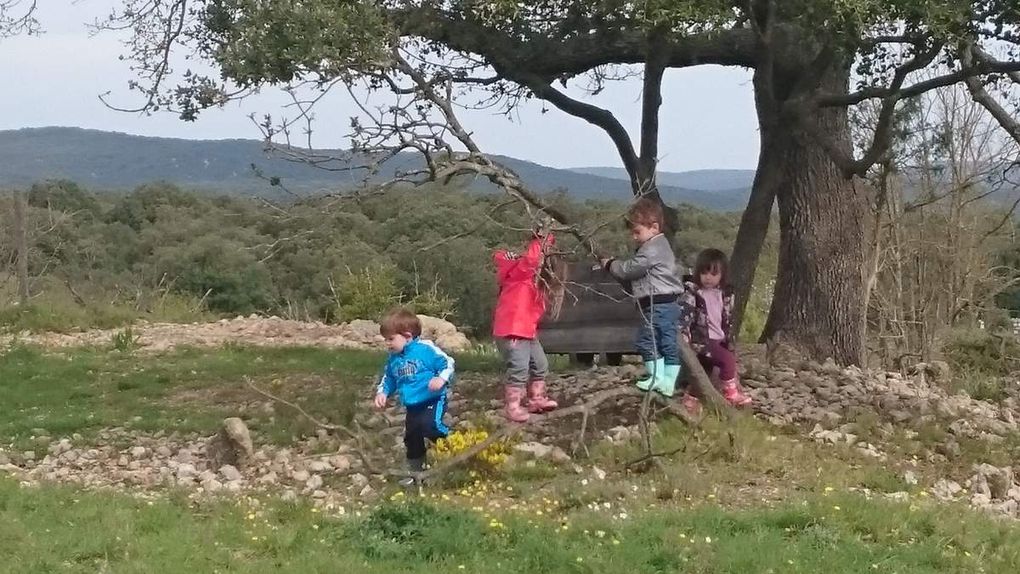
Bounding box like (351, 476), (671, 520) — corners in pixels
(496, 337), (549, 387)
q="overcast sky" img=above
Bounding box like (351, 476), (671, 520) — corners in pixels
(0, 1), (761, 172)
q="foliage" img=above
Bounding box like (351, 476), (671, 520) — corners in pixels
(332, 265), (402, 322)
(942, 328), (1020, 378)
(860, 84), (1020, 368)
(110, 327), (140, 353)
(1, 181), (761, 335)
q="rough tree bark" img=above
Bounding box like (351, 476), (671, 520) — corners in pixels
(761, 71), (868, 365)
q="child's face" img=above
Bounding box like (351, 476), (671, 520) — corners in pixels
(629, 222), (660, 245)
(385, 333), (412, 353)
(699, 266), (722, 288)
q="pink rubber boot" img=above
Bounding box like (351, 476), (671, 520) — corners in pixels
(721, 379), (752, 407)
(526, 380), (558, 413)
(504, 385), (531, 423)
(681, 392), (703, 417)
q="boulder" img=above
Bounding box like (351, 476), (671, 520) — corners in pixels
(207, 418), (254, 470)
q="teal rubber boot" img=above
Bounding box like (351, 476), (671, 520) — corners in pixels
(636, 359), (664, 391)
(653, 364), (682, 398)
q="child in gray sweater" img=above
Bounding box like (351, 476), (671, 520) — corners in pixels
(601, 198), (684, 396)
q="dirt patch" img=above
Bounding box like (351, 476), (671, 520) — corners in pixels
(1, 314), (471, 352)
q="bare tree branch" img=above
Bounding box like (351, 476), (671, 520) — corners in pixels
(962, 45), (1020, 145)
(0, 0), (38, 38)
(819, 57), (1020, 108)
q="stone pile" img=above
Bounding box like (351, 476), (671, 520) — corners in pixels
(929, 464), (1020, 519)
(0, 420), (365, 509)
(741, 358), (1019, 442)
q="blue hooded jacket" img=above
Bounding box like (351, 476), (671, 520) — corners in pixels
(376, 338), (455, 407)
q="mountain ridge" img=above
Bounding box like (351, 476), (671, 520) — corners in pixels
(0, 126), (753, 211)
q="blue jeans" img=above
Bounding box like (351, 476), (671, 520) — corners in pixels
(635, 302), (680, 365)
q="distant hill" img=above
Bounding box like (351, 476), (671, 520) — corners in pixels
(0, 127), (753, 211)
(570, 166), (756, 192)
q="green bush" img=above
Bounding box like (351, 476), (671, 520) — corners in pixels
(333, 265), (402, 322)
(4, 181), (790, 337)
(110, 327), (140, 352)
(943, 328), (1020, 377)
(0, 301), (136, 334)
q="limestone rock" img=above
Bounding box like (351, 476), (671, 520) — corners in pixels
(972, 464), (1014, 500)
(514, 442), (553, 459)
(207, 418), (254, 470)
(219, 465), (243, 482)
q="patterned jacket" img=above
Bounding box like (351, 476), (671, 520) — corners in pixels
(678, 276), (735, 351)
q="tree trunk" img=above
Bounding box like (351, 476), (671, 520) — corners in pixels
(761, 82), (868, 365)
(728, 139), (780, 338)
(729, 66), (787, 340)
(13, 190), (29, 306)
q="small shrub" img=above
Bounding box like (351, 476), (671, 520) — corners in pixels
(407, 281), (456, 320)
(943, 328), (1020, 376)
(954, 372), (1010, 403)
(356, 500), (483, 561)
(332, 265), (401, 322)
(858, 467), (909, 493)
(111, 327), (140, 352)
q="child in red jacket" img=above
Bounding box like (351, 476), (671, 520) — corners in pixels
(492, 230), (559, 422)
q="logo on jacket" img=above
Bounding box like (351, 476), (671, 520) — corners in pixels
(397, 360), (422, 378)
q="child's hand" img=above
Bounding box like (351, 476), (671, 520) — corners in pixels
(373, 393), (388, 409)
(428, 377), (446, 392)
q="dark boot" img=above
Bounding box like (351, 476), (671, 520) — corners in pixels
(399, 457), (424, 487)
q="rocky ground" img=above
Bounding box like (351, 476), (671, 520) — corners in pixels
(0, 314), (472, 353)
(1, 334), (1020, 522)
(739, 354), (1020, 519)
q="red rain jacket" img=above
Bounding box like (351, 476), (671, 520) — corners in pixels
(492, 235), (554, 339)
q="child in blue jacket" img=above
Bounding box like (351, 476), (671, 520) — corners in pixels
(373, 307), (455, 485)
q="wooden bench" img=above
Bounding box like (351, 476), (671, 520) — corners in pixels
(538, 262), (643, 366)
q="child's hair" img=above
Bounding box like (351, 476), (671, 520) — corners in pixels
(693, 248), (729, 289)
(379, 307), (422, 338)
(539, 254), (567, 321)
(624, 198), (664, 230)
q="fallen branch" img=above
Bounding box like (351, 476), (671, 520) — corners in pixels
(625, 440), (690, 469)
(680, 341), (736, 419)
(250, 374), (708, 486)
(392, 385), (700, 483)
(244, 377), (382, 474)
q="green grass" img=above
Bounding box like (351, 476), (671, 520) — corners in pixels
(1, 343), (1018, 572)
(0, 479), (1015, 573)
(0, 274), (215, 334)
(0, 344), (503, 446)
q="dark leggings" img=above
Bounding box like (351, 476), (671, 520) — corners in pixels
(697, 339), (738, 382)
(404, 396), (450, 461)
